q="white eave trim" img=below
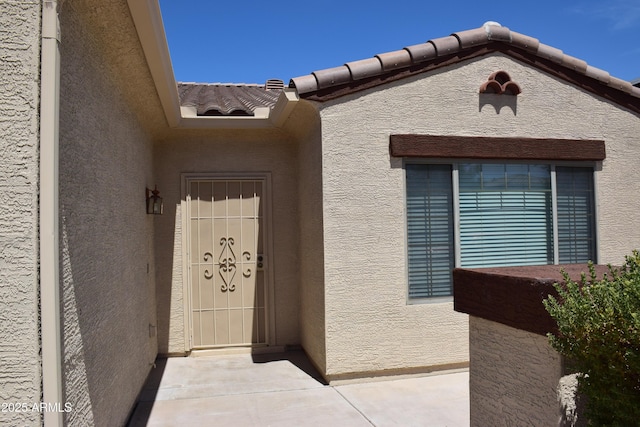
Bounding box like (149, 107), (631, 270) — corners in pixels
(127, 0), (181, 127)
(127, 0), (298, 129)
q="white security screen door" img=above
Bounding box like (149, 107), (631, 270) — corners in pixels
(188, 179), (267, 347)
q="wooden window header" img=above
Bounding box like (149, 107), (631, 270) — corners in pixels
(390, 135), (605, 161)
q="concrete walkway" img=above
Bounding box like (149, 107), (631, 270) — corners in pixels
(128, 351), (469, 427)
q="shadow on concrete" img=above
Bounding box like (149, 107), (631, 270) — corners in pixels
(126, 358), (168, 426)
(127, 350), (324, 426)
(251, 349), (327, 385)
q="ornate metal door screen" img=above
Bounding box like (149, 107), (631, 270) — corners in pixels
(188, 178), (267, 348)
(203, 237), (253, 292)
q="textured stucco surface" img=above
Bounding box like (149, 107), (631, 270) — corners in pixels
(58, 2), (157, 426)
(0, 1), (42, 425)
(154, 129), (301, 354)
(292, 103), (327, 374)
(316, 53), (640, 376)
(469, 316), (563, 426)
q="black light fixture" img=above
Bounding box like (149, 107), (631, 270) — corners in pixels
(146, 185), (163, 215)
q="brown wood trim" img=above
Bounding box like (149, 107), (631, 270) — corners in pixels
(453, 265), (611, 336)
(390, 134), (605, 160)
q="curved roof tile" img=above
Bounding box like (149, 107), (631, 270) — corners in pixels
(537, 43), (564, 64)
(289, 22), (640, 106)
(376, 50), (412, 71)
(430, 36), (461, 56)
(178, 83), (282, 116)
(510, 31), (539, 52)
(485, 23), (512, 42)
(313, 66), (352, 89)
(453, 28), (490, 49)
(346, 57), (383, 80)
(404, 43), (437, 63)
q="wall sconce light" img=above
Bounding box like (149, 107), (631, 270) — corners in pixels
(146, 185), (163, 215)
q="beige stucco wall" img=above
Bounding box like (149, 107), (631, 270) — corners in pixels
(316, 53), (640, 377)
(154, 129), (301, 354)
(58, 2), (157, 425)
(0, 1), (42, 425)
(469, 316), (563, 426)
(290, 103), (327, 373)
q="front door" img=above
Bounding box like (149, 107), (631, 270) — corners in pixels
(187, 178), (267, 348)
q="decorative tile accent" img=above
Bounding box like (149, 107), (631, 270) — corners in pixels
(479, 71), (521, 95)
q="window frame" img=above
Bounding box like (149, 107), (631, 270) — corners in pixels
(404, 158), (600, 304)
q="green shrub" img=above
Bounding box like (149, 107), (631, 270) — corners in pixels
(543, 252), (640, 426)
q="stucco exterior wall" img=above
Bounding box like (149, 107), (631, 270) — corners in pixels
(154, 130), (300, 354)
(0, 2), (42, 425)
(58, 3), (156, 426)
(317, 53), (640, 376)
(291, 103), (327, 373)
(469, 316), (563, 426)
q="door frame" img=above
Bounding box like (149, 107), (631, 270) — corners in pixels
(180, 172), (276, 351)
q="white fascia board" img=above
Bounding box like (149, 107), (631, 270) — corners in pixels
(269, 88), (299, 127)
(180, 116), (277, 130)
(127, 1), (299, 130)
(179, 106), (272, 129)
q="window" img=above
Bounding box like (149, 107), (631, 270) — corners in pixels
(406, 163), (596, 300)
(407, 165), (454, 299)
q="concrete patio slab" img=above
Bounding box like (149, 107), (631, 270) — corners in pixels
(335, 372), (469, 426)
(136, 352), (324, 402)
(127, 351), (469, 427)
(130, 387), (372, 427)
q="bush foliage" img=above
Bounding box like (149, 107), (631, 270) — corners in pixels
(543, 252), (640, 426)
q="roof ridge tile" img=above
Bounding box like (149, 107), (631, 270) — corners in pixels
(509, 31), (540, 52)
(345, 57), (383, 80)
(609, 76), (634, 94)
(403, 43), (437, 63)
(537, 43), (565, 64)
(561, 54), (588, 73)
(313, 66), (352, 89)
(585, 65), (610, 83)
(376, 50), (412, 72)
(429, 36), (461, 57)
(288, 24), (640, 106)
(290, 74), (318, 93)
(453, 28), (490, 49)
(484, 24), (511, 42)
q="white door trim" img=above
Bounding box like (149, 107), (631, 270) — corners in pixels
(181, 172), (276, 351)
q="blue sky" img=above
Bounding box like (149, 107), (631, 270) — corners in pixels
(159, 0), (640, 85)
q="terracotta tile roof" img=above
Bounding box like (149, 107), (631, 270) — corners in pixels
(178, 82), (283, 116)
(289, 22), (640, 109)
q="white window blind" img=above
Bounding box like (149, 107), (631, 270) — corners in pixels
(406, 164), (454, 298)
(458, 164), (553, 268)
(556, 167), (596, 263)
(405, 163), (596, 299)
